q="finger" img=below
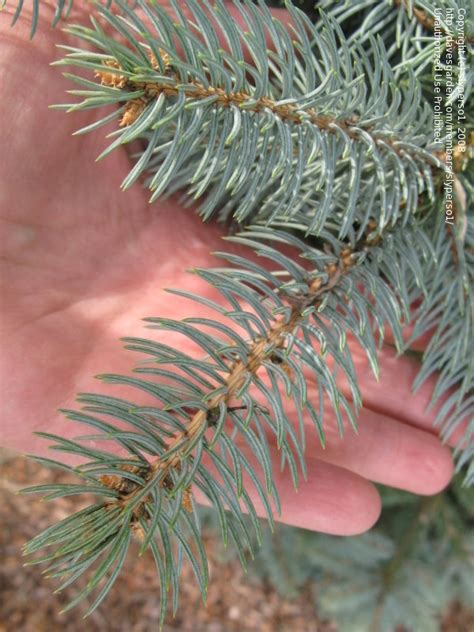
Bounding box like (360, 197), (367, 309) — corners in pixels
(196, 451), (381, 536)
(302, 408), (454, 495)
(240, 374), (454, 495)
(343, 342), (468, 447)
(296, 328), (466, 447)
(380, 321), (435, 352)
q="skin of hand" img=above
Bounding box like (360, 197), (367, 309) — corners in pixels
(0, 2), (456, 537)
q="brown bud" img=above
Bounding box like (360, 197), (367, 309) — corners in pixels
(149, 48), (171, 72)
(309, 277), (323, 293)
(99, 462), (148, 495)
(95, 59), (127, 89)
(182, 487), (193, 513)
(130, 521), (146, 543)
(325, 262), (338, 276)
(120, 98), (147, 127)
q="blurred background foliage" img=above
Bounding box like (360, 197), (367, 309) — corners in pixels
(208, 477), (474, 631)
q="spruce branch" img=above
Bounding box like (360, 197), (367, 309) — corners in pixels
(54, 0), (442, 236)
(20, 215), (430, 616)
(395, 0), (474, 46)
(322, 0), (474, 106)
(3, 0), (472, 624)
(410, 207), (474, 483)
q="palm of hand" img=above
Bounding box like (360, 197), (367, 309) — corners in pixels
(0, 6), (454, 536)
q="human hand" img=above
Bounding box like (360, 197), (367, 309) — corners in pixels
(0, 2), (454, 537)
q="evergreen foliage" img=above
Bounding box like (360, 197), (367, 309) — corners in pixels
(224, 477), (474, 632)
(322, 0), (474, 108)
(2, 0), (473, 627)
(55, 0), (441, 233)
